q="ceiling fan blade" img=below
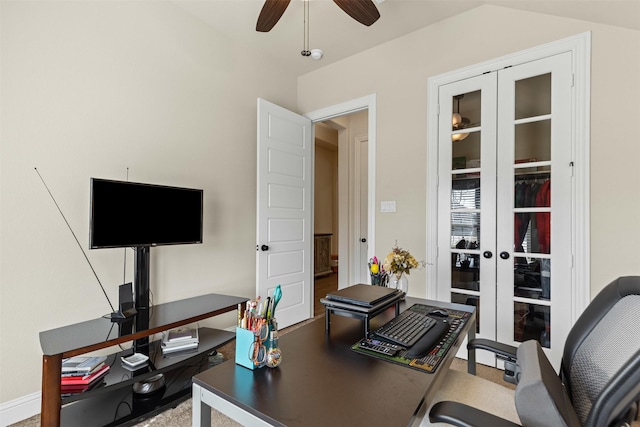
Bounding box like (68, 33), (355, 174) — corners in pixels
(256, 0), (291, 32)
(333, 0), (380, 27)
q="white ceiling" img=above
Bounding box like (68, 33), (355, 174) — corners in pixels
(171, 0), (640, 76)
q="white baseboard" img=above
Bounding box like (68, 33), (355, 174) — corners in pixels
(0, 391), (40, 427)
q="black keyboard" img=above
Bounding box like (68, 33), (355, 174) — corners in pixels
(355, 304), (471, 373)
(373, 310), (437, 347)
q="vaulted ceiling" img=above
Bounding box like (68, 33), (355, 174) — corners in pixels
(172, 0), (640, 76)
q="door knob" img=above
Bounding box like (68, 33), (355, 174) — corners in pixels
(483, 251), (493, 259)
(261, 245), (269, 251)
(361, 238), (367, 243)
(499, 251), (510, 260)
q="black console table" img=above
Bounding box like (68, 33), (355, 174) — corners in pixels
(39, 293), (247, 427)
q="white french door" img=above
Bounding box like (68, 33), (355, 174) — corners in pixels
(495, 53), (573, 367)
(437, 73), (498, 366)
(437, 52), (574, 369)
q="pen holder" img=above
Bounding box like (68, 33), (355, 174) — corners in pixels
(235, 327), (263, 370)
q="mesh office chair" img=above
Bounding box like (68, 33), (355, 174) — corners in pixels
(426, 276), (640, 427)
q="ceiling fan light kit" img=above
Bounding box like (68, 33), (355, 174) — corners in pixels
(452, 112), (463, 127)
(310, 49), (323, 60)
(452, 94), (470, 141)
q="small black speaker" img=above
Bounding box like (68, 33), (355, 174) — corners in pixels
(111, 282), (137, 321)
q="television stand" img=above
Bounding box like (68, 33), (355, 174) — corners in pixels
(39, 293), (247, 427)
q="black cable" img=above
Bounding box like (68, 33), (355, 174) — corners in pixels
(34, 168), (116, 313)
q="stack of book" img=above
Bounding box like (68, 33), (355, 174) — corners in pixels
(161, 327), (199, 355)
(60, 356), (109, 396)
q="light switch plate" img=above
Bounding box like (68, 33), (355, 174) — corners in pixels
(381, 201), (396, 213)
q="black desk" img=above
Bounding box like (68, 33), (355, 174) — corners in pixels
(192, 297), (476, 427)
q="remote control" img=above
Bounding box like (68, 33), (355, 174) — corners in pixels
(359, 339), (401, 357)
(121, 353), (149, 367)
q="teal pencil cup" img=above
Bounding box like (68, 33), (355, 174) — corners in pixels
(235, 327), (262, 370)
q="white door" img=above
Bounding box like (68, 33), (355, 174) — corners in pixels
(437, 73), (498, 366)
(495, 53), (573, 369)
(437, 52), (573, 369)
(256, 98), (313, 329)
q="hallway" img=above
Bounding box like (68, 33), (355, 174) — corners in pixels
(314, 272), (338, 317)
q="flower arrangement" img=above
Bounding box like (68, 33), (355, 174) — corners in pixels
(383, 242), (422, 279)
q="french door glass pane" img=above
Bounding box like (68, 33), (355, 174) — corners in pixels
(514, 210), (551, 255)
(514, 259), (551, 300)
(452, 131), (480, 169)
(451, 252), (480, 291)
(515, 120), (551, 163)
(452, 292), (479, 333)
(452, 90), (482, 128)
(515, 74), (551, 119)
(451, 176), (480, 208)
(514, 176), (551, 209)
(514, 301), (550, 348)
(451, 176), (480, 249)
(450, 212), (480, 249)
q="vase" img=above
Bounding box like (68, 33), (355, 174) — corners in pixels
(370, 273), (388, 286)
(391, 272), (409, 294)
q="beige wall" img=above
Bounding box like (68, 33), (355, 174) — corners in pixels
(0, 1), (297, 404)
(314, 142), (338, 241)
(297, 5), (640, 299)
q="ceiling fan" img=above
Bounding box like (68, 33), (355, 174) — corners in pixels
(256, 0), (381, 32)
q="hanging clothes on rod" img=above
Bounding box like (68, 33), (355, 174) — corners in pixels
(514, 177), (550, 257)
(513, 176), (551, 300)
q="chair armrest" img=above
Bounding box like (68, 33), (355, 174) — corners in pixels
(467, 339), (520, 383)
(429, 401), (521, 427)
(468, 338), (518, 361)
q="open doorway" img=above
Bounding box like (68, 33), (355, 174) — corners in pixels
(312, 110), (369, 316)
(256, 96), (375, 327)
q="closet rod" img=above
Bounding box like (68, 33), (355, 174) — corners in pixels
(514, 170), (550, 181)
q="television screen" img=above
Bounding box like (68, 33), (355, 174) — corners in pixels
(90, 178), (203, 249)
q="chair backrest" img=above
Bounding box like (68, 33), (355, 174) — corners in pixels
(560, 276), (640, 426)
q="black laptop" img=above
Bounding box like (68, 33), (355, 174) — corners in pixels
(325, 284), (401, 307)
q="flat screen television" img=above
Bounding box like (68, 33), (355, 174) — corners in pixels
(89, 178), (203, 249)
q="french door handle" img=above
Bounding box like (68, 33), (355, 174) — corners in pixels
(361, 238), (367, 243)
(260, 245), (269, 251)
(499, 251), (510, 260)
(483, 251), (493, 259)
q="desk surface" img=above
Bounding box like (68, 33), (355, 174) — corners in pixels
(193, 297), (475, 427)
